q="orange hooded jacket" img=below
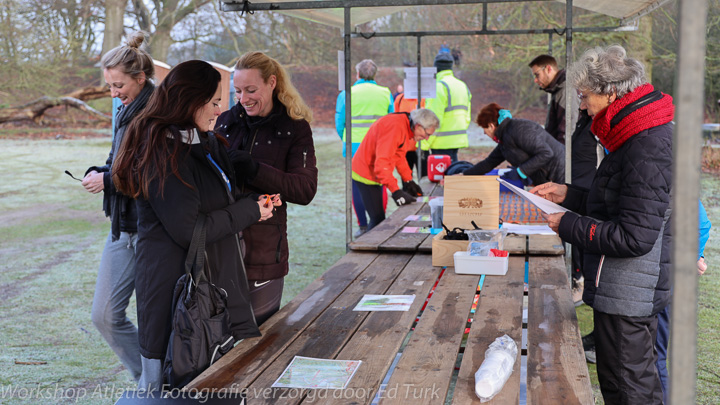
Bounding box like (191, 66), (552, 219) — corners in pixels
(352, 113), (414, 193)
(393, 94), (425, 152)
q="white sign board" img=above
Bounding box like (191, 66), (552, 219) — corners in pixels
(338, 50), (345, 92)
(404, 67), (437, 99)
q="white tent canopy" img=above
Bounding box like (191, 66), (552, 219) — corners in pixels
(221, 0), (673, 28)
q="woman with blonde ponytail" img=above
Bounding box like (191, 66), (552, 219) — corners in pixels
(81, 31), (155, 382)
(214, 51), (318, 325)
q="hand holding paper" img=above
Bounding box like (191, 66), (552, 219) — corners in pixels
(497, 179), (568, 215)
(528, 182), (567, 204)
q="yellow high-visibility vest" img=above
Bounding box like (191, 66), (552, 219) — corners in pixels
(342, 82), (392, 149)
(422, 70), (472, 150)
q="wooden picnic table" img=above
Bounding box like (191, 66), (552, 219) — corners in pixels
(186, 180), (593, 404)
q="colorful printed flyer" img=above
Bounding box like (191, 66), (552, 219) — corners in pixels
(401, 226), (431, 234)
(352, 294), (416, 311)
(272, 356), (362, 389)
(418, 196), (441, 203)
(403, 214), (431, 221)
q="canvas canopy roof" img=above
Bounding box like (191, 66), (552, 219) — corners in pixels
(220, 0), (672, 28)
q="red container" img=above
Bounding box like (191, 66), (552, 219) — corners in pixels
(428, 154), (452, 182)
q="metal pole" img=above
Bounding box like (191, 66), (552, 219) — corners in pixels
(670, 0), (708, 403)
(416, 35), (423, 182)
(344, 7), (353, 248)
(564, 0), (574, 280)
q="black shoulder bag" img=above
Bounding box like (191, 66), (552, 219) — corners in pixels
(162, 213), (236, 388)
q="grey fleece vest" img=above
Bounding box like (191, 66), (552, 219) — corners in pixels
(593, 204), (671, 317)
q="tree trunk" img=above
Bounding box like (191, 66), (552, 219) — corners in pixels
(150, 27), (172, 63)
(102, 0), (127, 56)
(0, 86), (111, 124)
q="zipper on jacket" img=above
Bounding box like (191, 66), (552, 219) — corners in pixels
(303, 147), (308, 168)
(595, 255), (605, 288)
(241, 128), (260, 195)
(276, 224), (282, 263)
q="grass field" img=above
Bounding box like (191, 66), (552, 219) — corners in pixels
(0, 128), (718, 404)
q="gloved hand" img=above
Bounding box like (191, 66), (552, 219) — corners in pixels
(402, 180), (424, 196)
(392, 189), (416, 206)
(228, 149), (259, 179)
(500, 168), (531, 186)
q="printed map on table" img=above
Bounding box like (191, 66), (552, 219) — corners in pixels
(353, 294), (415, 311)
(272, 356), (362, 389)
(403, 214), (431, 221)
(401, 226), (431, 233)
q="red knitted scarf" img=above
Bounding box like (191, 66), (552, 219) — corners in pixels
(591, 83), (674, 152)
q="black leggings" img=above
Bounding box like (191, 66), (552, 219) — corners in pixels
(353, 180), (386, 231)
(248, 277), (284, 326)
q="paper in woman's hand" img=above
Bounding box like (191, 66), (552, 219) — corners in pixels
(497, 178), (569, 215)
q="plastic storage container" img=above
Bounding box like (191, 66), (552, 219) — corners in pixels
(453, 251), (509, 276)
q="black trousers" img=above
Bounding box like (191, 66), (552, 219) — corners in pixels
(353, 180), (386, 231)
(594, 309), (664, 405)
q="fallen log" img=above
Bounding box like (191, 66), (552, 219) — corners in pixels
(0, 86), (111, 124)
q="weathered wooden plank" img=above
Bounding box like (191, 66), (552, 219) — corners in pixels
(504, 234), (527, 255)
(348, 203), (423, 251)
(452, 256), (525, 404)
(527, 234), (564, 255)
(379, 269), (480, 405)
(526, 256), (593, 405)
(185, 251), (380, 391)
(245, 253), (415, 405)
(348, 182), (437, 251)
(308, 254), (441, 405)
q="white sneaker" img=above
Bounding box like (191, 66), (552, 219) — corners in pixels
(572, 276), (584, 307)
(354, 226), (367, 238)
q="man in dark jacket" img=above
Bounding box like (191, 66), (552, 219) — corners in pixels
(529, 54), (578, 144)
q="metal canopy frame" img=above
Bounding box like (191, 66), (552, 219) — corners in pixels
(222, 1), (708, 402)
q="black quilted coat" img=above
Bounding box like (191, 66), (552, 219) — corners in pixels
(558, 122), (673, 316)
(463, 118), (565, 184)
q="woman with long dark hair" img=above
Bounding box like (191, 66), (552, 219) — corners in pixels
(113, 60), (274, 389)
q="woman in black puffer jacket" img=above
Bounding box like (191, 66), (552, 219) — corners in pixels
(462, 102), (565, 186)
(532, 45), (674, 405)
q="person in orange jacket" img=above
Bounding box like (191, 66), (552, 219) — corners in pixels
(393, 92), (426, 172)
(351, 108), (439, 230)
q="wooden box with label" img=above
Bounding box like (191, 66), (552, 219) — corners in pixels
(432, 176), (500, 266)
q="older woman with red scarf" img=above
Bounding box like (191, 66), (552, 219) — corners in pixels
(531, 45), (674, 405)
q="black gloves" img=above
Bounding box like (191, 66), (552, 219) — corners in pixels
(402, 180), (424, 197)
(392, 189), (416, 206)
(500, 168), (531, 186)
(228, 149), (259, 179)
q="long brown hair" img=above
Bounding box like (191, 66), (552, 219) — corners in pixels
(113, 60), (221, 198)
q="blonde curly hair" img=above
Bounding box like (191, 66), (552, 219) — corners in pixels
(235, 51), (313, 123)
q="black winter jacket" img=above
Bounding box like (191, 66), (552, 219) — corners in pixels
(542, 69), (577, 144)
(570, 109), (603, 189)
(214, 101), (318, 281)
(135, 129), (261, 359)
(463, 118), (565, 184)
(558, 122), (673, 317)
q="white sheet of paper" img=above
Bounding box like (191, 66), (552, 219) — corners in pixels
(497, 178), (569, 215)
(502, 223), (556, 235)
(353, 294), (415, 311)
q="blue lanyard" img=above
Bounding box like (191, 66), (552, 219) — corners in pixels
(206, 153), (232, 193)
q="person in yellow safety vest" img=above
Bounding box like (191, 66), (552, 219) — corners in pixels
(335, 59), (394, 237)
(421, 52), (471, 174)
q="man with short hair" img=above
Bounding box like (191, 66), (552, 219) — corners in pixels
(336, 59), (394, 237)
(529, 54), (577, 144)
(421, 52), (472, 169)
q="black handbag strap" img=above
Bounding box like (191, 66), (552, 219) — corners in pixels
(184, 213), (208, 282)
